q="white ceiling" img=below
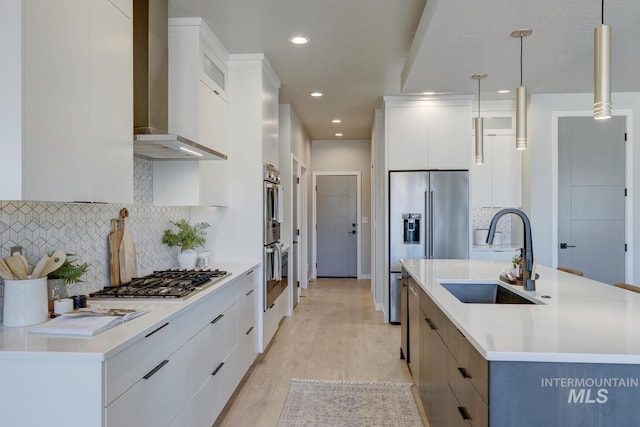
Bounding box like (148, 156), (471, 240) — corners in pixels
(169, 0), (640, 140)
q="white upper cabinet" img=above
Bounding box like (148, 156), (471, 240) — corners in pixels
(156, 18), (230, 207)
(471, 108), (521, 208)
(0, 0), (133, 203)
(385, 97), (471, 170)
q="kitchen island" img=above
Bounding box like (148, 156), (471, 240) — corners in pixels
(401, 259), (640, 427)
(0, 262), (259, 427)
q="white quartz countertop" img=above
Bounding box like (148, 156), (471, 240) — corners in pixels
(401, 259), (640, 364)
(0, 262), (259, 362)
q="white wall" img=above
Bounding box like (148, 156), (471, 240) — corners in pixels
(279, 105), (313, 285)
(311, 139), (372, 277)
(371, 109), (384, 310)
(527, 92), (640, 283)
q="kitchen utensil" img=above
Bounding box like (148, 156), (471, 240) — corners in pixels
(119, 208), (137, 283)
(14, 253), (29, 275)
(31, 254), (50, 279)
(38, 250), (66, 279)
(5, 255), (28, 280)
(0, 258), (15, 280)
(108, 217), (123, 286)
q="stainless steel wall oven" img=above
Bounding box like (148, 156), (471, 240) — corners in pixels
(263, 164), (285, 311)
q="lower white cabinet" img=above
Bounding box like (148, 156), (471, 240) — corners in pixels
(236, 269), (258, 379)
(106, 344), (189, 427)
(263, 285), (288, 349)
(104, 270), (258, 427)
(470, 248), (519, 261)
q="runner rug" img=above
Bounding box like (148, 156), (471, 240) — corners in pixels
(277, 379), (424, 427)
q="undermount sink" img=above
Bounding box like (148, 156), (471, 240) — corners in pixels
(440, 281), (540, 305)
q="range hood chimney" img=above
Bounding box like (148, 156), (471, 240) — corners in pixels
(133, 0), (226, 160)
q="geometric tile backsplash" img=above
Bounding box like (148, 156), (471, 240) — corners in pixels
(0, 158), (191, 319)
(471, 207), (512, 244)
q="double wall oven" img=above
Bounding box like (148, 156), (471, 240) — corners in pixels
(264, 164), (286, 311)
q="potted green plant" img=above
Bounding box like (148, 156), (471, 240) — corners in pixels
(47, 254), (90, 308)
(162, 219), (210, 269)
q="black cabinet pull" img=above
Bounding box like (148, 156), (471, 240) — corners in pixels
(458, 367), (472, 379)
(246, 326), (254, 335)
(211, 314), (224, 324)
(425, 318), (437, 330)
(246, 269), (255, 276)
(145, 322), (169, 338)
(211, 362), (225, 376)
(246, 289), (255, 296)
(457, 407), (472, 421)
(143, 360), (169, 380)
(269, 303), (275, 309)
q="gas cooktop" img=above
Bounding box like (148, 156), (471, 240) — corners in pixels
(89, 269), (230, 300)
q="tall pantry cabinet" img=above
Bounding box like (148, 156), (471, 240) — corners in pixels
(0, 0), (133, 203)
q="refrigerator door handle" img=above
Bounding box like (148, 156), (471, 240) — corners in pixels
(429, 189), (434, 258)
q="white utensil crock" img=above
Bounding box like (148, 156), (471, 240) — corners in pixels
(3, 277), (48, 327)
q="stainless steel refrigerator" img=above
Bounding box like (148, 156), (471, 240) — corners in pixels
(389, 170), (469, 324)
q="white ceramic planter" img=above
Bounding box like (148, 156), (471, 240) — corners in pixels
(3, 277), (49, 327)
(177, 249), (198, 270)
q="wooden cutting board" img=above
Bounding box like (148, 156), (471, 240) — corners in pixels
(118, 208), (137, 283)
(108, 218), (123, 286)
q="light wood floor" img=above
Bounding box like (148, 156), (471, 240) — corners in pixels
(216, 278), (418, 427)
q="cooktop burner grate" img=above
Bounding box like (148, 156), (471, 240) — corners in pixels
(89, 269), (230, 299)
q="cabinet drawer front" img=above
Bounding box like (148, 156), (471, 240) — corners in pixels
(457, 333), (488, 404)
(106, 318), (182, 405)
(448, 358), (489, 427)
(237, 318), (257, 377)
(237, 268), (257, 296)
(187, 303), (237, 397)
(106, 344), (188, 427)
(238, 290), (256, 334)
(187, 351), (238, 427)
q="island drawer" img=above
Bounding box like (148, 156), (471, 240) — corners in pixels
(448, 357), (489, 426)
(420, 289), (488, 404)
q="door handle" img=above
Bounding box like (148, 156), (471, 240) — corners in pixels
(348, 230), (357, 234)
(560, 243), (576, 249)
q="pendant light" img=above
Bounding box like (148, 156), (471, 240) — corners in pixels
(594, 0), (612, 119)
(511, 29), (532, 150)
(471, 74), (487, 165)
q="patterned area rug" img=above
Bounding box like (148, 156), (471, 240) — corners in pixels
(277, 379), (424, 427)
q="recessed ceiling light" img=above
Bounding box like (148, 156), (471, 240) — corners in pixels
(335, 133), (343, 137)
(310, 91), (323, 97)
(423, 91), (435, 95)
(331, 119), (342, 123)
(497, 89), (511, 94)
(289, 35), (310, 45)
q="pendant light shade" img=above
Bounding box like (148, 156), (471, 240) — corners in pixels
(471, 74), (487, 165)
(474, 116), (484, 164)
(511, 29), (532, 150)
(594, 1), (612, 120)
(515, 86), (527, 150)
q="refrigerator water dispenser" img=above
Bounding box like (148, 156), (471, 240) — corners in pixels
(402, 213), (421, 244)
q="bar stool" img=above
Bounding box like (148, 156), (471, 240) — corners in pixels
(556, 266), (584, 277)
(614, 283), (640, 294)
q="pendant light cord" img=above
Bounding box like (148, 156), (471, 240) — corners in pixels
(520, 36), (524, 86)
(601, 0), (605, 25)
(477, 78), (481, 118)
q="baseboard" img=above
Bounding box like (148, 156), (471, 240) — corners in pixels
(375, 302), (382, 311)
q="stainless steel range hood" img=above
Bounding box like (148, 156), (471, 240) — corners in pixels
(133, 0), (226, 161)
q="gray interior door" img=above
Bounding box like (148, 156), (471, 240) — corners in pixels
(292, 160), (299, 308)
(316, 175), (357, 278)
(558, 116), (626, 284)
